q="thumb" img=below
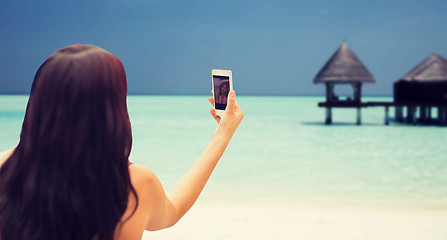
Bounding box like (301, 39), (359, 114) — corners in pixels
(226, 90), (236, 110)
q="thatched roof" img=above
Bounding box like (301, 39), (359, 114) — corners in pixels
(313, 42), (376, 84)
(399, 53), (447, 82)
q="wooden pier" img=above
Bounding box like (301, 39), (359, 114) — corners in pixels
(318, 101), (447, 125)
(313, 43), (447, 126)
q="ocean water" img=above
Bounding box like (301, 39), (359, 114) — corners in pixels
(1, 95), (446, 208)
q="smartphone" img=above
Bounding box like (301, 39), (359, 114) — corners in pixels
(212, 69), (233, 117)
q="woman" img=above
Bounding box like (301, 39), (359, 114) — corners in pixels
(0, 44), (244, 240)
(217, 82), (229, 104)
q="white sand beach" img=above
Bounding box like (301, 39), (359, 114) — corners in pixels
(143, 201), (447, 240)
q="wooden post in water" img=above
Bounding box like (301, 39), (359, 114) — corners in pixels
(406, 106), (412, 123)
(395, 106), (403, 122)
(385, 106), (389, 125)
(353, 83), (362, 103)
(325, 107), (332, 124)
(419, 106), (427, 123)
(439, 107), (447, 125)
(324, 83), (334, 125)
(407, 106), (417, 124)
(443, 107), (447, 125)
(412, 107), (417, 125)
(428, 107), (432, 122)
(444, 107), (447, 125)
(326, 83), (334, 102)
(420, 106), (429, 123)
(356, 107), (361, 125)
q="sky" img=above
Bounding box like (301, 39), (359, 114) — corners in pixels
(1, 0), (446, 96)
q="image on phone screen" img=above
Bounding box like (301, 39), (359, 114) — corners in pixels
(213, 75), (230, 110)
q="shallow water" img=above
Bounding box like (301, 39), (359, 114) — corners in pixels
(1, 95), (446, 208)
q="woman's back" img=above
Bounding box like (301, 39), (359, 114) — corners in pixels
(0, 151), (154, 240)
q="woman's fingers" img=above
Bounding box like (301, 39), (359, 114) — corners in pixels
(208, 97), (214, 106)
(226, 90), (236, 112)
(210, 109), (221, 123)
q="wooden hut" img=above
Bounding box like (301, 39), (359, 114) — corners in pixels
(314, 42), (376, 124)
(394, 53), (447, 124)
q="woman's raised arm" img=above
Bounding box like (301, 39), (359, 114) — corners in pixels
(143, 90), (244, 231)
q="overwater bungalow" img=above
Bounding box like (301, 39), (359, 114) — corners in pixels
(394, 53), (447, 125)
(314, 42), (376, 124)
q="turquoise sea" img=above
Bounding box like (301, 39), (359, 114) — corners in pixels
(1, 95), (446, 208)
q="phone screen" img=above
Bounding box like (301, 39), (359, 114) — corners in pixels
(213, 75), (230, 110)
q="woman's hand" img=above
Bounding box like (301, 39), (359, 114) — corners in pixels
(208, 90), (244, 138)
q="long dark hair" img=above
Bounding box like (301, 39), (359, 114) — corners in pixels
(0, 44), (137, 240)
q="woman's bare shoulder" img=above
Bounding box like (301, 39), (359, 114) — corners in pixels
(116, 164), (162, 240)
(0, 148), (15, 167)
(127, 163), (166, 210)
(128, 164), (159, 189)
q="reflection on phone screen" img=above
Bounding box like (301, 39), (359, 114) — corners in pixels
(213, 75), (230, 110)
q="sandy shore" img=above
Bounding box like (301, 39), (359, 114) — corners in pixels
(143, 200), (447, 240)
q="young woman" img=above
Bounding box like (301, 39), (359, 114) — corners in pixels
(217, 82), (230, 104)
(0, 44), (244, 240)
